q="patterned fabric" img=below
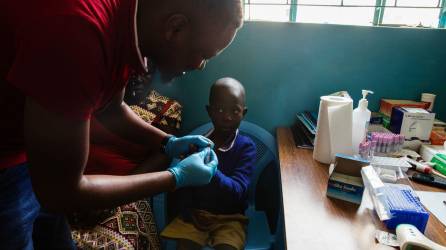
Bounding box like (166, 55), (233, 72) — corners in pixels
(130, 90), (182, 131)
(71, 87), (182, 250)
(72, 200), (160, 250)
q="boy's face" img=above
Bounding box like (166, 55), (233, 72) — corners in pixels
(207, 88), (247, 135)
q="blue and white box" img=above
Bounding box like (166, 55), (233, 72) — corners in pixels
(326, 154), (370, 204)
(390, 107), (435, 140)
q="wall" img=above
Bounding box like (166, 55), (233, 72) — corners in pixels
(153, 22), (446, 134)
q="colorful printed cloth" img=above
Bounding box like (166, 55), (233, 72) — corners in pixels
(71, 86), (182, 250)
(71, 200), (160, 250)
(130, 90), (182, 132)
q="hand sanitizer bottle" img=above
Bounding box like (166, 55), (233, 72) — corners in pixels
(352, 90), (373, 154)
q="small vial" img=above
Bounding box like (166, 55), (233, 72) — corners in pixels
(384, 134), (390, 153)
(358, 143), (362, 158)
(386, 136), (392, 153)
(370, 140), (377, 158)
(391, 136), (396, 152)
(364, 142), (369, 159)
(359, 142), (368, 159)
(382, 136), (388, 153)
(371, 132), (377, 142)
(377, 135), (383, 153)
(382, 134), (387, 153)
(389, 135), (395, 153)
(396, 134), (401, 151)
(366, 141), (371, 160)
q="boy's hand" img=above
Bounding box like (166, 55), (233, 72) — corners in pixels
(164, 135), (214, 159)
(168, 148), (218, 188)
(178, 144), (198, 160)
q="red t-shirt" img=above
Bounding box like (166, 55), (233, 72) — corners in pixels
(86, 118), (148, 175)
(0, 0), (146, 169)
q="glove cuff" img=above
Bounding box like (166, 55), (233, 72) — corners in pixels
(161, 135), (175, 155)
(167, 168), (181, 189)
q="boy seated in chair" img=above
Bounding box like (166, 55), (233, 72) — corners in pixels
(161, 78), (256, 250)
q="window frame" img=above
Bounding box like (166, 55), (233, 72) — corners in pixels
(242, 0), (446, 28)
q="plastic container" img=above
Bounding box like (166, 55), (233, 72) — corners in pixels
(353, 90), (374, 154)
(430, 130), (446, 145)
(421, 93), (436, 111)
(431, 153), (446, 176)
(382, 184), (429, 233)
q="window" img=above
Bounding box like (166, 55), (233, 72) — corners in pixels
(245, 0), (291, 22)
(243, 0), (446, 28)
(381, 0), (441, 27)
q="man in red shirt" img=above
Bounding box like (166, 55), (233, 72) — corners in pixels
(0, 0), (243, 248)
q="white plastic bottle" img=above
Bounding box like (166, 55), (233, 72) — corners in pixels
(352, 90), (373, 154)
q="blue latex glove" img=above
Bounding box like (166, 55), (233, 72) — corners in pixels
(165, 135), (214, 159)
(168, 147), (218, 188)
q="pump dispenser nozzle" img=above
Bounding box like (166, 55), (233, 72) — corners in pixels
(358, 90), (374, 110)
(362, 90), (374, 99)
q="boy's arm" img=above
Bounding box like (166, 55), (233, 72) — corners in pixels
(211, 140), (256, 201)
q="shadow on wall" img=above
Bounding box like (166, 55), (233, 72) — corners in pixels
(153, 22), (446, 134)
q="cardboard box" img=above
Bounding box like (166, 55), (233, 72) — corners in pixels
(430, 130), (446, 145)
(379, 99), (429, 117)
(390, 107), (435, 141)
(326, 154), (370, 204)
(433, 119), (446, 132)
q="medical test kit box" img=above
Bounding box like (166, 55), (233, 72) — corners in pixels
(390, 107), (435, 141)
(326, 154), (370, 204)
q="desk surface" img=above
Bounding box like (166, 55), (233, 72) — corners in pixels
(277, 127), (446, 250)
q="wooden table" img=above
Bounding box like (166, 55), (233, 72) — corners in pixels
(277, 127), (446, 250)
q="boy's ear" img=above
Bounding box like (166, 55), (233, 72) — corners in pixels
(165, 14), (189, 41)
(243, 107), (248, 116)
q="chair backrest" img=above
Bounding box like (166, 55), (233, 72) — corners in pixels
(189, 121), (278, 207)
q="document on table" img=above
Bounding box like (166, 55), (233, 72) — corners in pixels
(416, 191), (446, 228)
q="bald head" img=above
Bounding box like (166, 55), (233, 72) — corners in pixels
(209, 77), (246, 106)
(137, 1), (243, 83)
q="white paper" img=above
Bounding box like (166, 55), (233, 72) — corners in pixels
(416, 191), (446, 227)
(313, 96), (353, 164)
